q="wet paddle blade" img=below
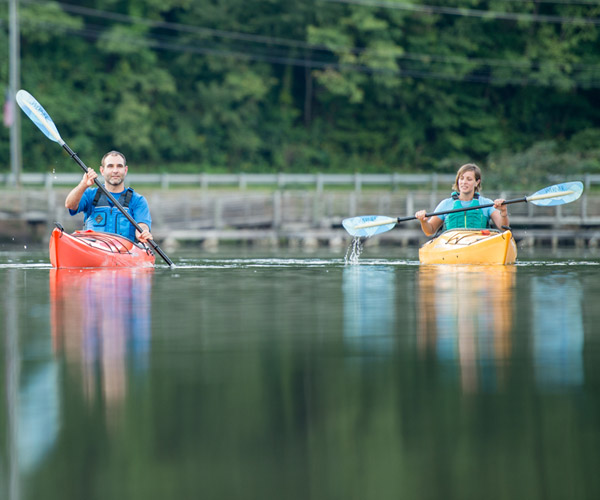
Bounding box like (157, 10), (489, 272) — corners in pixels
(527, 181), (583, 206)
(342, 216), (397, 237)
(16, 90), (65, 145)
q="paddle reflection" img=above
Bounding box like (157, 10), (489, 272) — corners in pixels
(417, 265), (516, 393)
(343, 265), (396, 354)
(532, 275), (584, 388)
(50, 268), (153, 423)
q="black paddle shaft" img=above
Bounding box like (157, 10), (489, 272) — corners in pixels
(396, 197), (526, 223)
(62, 143), (174, 266)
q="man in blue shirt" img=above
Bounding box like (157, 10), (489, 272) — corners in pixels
(65, 150), (153, 243)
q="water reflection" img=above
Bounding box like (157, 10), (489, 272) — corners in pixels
(532, 274), (584, 388)
(342, 265), (396, 353)
(4, 269), (21, 500)
(2, 256), (600, 498)
(417, 265), (516, 393)
(4, 270), (61, 500)
(50, 268), (153, 424)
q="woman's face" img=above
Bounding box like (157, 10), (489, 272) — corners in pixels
(458, 170), (479, 195)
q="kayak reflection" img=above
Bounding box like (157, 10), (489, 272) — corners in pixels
(50, 268), (153, 423)
(417, 265), (516, 393)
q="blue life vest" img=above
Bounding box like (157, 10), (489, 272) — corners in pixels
(444, 192), (489, 230)
(84, 188), (137, 241)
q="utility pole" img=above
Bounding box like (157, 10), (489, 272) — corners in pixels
(9, 0), (22, 187)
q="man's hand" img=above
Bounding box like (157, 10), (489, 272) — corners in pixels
(65, 169), (98, 210)
(136, 224), (153, 243)
(82, 169), (98, 187)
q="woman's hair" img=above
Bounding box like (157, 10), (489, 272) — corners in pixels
(101, 150), (127, 167)
(452, 163), (482, 192)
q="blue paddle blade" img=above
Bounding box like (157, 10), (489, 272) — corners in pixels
(528, 181), (584, 206)
(16, 90), (64, 145)
(342, 215), (397, 238)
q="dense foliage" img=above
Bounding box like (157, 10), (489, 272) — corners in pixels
(1, 0), (600, 180)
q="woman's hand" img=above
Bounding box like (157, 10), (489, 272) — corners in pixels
(493, 199), (508, 216)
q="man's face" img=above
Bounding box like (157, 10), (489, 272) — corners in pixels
(100, 154), (128, 187)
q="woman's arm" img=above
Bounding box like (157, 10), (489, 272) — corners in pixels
(415, 212), (443, 236)
(490, 199), (509, 229)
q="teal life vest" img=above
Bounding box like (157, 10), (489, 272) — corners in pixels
(444, 192), (489, 230)
(84, 188), (137, 241)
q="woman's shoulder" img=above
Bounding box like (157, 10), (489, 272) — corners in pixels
(435, 197), (455, 210)
(478, 194), (495, 204)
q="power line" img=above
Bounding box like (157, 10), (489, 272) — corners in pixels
(322, 0), (600, 24)
(22, 0), (329, 51)
(14, 17), (600, 88)
(15, 0), (600, 71)
(4, 2), (600, 87)
(495, 0), (600, 4)
(494, 0), (600, 4)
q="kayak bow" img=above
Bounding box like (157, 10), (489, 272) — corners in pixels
(49, 227), (155, 268)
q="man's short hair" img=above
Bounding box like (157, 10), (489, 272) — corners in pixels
(101, 150), (127, 167)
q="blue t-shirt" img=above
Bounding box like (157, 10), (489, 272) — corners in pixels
(434, 195), (497, 222)
(69, 187), (152, 230)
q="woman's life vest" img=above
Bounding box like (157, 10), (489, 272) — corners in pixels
(444, 192), (489, 230)
(84, 188), (137, 241)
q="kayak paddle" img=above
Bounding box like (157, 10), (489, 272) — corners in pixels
(16, 89), (174, 267)
(342, 181), (584, 238)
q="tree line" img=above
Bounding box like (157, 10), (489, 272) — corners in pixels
(1, 0), (600, 185)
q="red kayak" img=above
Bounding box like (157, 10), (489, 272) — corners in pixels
(49, 227), (155, 268)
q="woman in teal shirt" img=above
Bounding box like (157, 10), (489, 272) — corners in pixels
(415, 163), (509, 236)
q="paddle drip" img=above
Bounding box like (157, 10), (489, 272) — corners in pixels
(344, 236), (364, 265)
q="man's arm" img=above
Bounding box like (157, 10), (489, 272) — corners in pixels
(65, 169), (98, 210)
(131, 194), (153, 242)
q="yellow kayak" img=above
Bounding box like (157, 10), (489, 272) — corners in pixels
(419, 229), (517, 265)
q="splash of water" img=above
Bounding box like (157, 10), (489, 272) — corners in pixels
(344, 236), (364, 265)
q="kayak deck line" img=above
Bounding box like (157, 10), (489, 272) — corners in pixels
(66, 231), (136, 254)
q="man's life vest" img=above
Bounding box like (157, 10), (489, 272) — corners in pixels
(84, 188), (137, 241)
(444, 192), (489, 230)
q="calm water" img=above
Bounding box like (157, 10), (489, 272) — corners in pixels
(1, 247), (600, 500)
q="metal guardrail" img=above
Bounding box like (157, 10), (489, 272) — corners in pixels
(3, 172), (600, 191)
(0, 172), (459, 190)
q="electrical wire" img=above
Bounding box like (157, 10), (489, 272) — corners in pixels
(13, 0), (600, 70)
(14, 17), (600, 87)
(322, 0), (600, 24)
(3, 0), (599, 87)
